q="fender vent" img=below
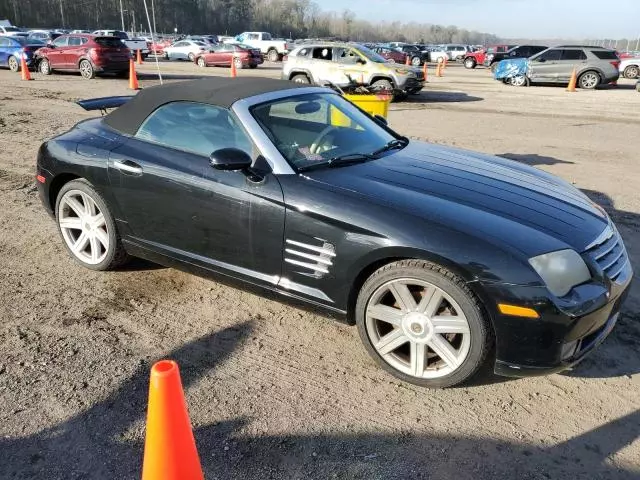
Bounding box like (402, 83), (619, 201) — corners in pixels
(285, 239), (335, 278)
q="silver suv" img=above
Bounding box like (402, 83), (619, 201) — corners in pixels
(524, 46), (620, 89)
(282, 43), (425, 98)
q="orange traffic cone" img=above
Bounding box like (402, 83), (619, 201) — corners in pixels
(136, 49), (143, 65)
(436, 59), (443, 77)
(141, 360), (204, 480)
(129, 59), (140, 90)
(567, 67), (577, 92)
(20, 55), (32, 81)
(230, 56), (237, 78)
(423, 63), (428, 82)
(405, 55), (410, 66)
(443, 57), (448, 70)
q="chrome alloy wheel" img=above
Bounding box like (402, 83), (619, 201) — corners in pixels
(365, 278), (471, 379)
(58, 190), (109, 265)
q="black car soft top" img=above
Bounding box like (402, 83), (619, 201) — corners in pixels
(104, 77), (309, 136)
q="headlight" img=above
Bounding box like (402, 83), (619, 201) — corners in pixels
(395, 68), (412, 76)
(528, 249), (591, 297)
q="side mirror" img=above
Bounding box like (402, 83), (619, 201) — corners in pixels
(210, 148), (252, 171)
(356, 58), (366, 65)
(537, 58), (546, 63)
(373, 115), (388, 125)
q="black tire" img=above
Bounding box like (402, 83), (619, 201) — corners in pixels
(55, 179), (129, 271)
(39, 58), (52, 75)
(8, 55), (19, 72)
(356, 260), (493, 388)
(464, 57), (476, 69)
(249, 64), (258, 69)
(578, 71), (601, 89)
(411, 56), (421, 66)
(188, 52), (195, 62)
(197, 56), (207, 68)
(371, 78), (393, 91)
(267, 48), (279, 62)
(623, 65), (639, 79)
(79, 59), (95, 79)
(290, 73), (310, 84)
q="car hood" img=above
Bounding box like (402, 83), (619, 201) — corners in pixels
(304, 142), (607, 255)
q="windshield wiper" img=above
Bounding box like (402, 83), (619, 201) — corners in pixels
(370, 137), (409, 157)
(298, 153), (374, 172)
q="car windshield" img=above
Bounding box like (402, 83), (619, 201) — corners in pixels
(3, 26), (21, 32)
(236, 44), (254, 50)
(354, 45), (387, 64)
(251, 93), (399, 172)
(95, 37), (124, 47)
(193, 41), (206, 46)
(15, 37), (45, 45)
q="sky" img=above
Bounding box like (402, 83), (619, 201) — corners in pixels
(319, 0), (640, 39)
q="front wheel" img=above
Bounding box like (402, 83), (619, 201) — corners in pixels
(411, 56), (421, 66)
(356, 260), (492, 388)
(55, 179), (129, 271)
(188, 53), (195, 62)
(197, 57), (206, 68)
(8, 55), (19, 72)
(39, 58), (52, 75)
(464, 58), (476, 69)
(509, 74), (529, 87)
(290, 73), (310, 84)
(79, 59), (95, 79)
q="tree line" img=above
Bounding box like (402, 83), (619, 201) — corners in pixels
(2, 0), (501, 44)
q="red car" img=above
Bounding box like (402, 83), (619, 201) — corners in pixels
(36, 34), (130, 79)
(463, 44), (515, 69)
(195, 43), (263, 69)
(372, 46), (407, 64)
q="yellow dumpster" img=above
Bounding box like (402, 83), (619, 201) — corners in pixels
(331, 93), (392, 127)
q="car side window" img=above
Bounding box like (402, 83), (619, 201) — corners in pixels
(0, 37), (9, 47)
(337, 48), (360, 65)
(296, 48), (309, 57)
(81, 37), (89, 45)
(311, 47), (332, 61)
(68, 37), (82, 46)
(537, 49), (562, 61)
(561, 50), (587, 61)
(52, 36), (68, 47)
(135, 102), (253, 158)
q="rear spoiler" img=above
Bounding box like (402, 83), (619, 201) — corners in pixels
(76, 96), (133, 114)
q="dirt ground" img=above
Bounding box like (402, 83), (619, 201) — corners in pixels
(1, 60), (639, 480)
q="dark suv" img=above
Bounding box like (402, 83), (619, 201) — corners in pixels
(395, 45), (429, 66)
(36, 34), (131, 79)
(484, 45), (547, 71)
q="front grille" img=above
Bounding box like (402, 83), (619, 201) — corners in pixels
(584, 225), (629, 282)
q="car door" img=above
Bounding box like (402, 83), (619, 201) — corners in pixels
(216, 44), (234, 65)
(107, 101), (285, 284)
(63, 36), (83, 68)
(334, 47), (367, 83)
(47, 35), (68, 68)
(167, 41), (184, 59)
(309, 47), (338, 84)
(557, 49), (588, 83)
(529, 49), (562, 82)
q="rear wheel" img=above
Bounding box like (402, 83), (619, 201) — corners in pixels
(623, 65), (639, 79)
(249, 64), (258, 69)
(55, 179), (129, 271)
(464, 57), (476, 69)
(8, 55), (19, 72)
(578, 71), (600, 89)
(39, 58), (52, 75)
(79, 59), (95, 79)
(356, 260), (492, 388)
(290, 73), (310, 84)
(411, 56), (421, 66)
(197, 56), (206, 68)
(188, 52), (195, 62)
(267, 48), (279, 62)
(371, 78), (393, 91)
(233, 56), (243, 70)
(509, 74), (529, 87)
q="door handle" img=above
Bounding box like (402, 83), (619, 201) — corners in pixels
(113, 159), (143, 175)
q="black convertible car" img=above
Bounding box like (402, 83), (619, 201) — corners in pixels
(36, 77), (632, 388)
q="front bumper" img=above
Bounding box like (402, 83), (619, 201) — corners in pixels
(479, 260), (633, 378)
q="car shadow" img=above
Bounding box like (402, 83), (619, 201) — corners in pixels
(137, 72), (212, 81)
(498, 153), (576, 166)
(1, 322), (637, 479)
(406, 91), (484, 103)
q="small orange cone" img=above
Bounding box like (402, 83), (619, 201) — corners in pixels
(141, 360), (204, 480)
(567, 67), (577, 92)
(20, 55), (32, 81)
(423, 63), (428, 82)
(136, 49), (143, 65)
(230, 56), (237, 78)
(129, 58), (140, 90)
(405, 55), (410, 66)
(436, 59), (443, 77)
(443, 57), (448, 70)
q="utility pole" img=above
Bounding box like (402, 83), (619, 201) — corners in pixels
(120, 0), (125, 31)
(59, 0), (65, 28)
(132, 10), (136, 36)
(636, 34), (640, 52)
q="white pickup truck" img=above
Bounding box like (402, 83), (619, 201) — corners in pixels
(92, 30), (149, 58)
(226, 32), (290, 62)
